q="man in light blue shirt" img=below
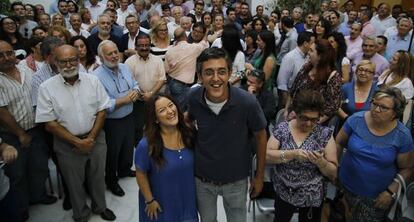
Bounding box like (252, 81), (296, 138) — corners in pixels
(277, 32), (314, 108)
(93, 40), (140, 197)
(385, 18), (414, 57)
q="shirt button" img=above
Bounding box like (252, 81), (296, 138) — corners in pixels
(179, 156), (182, 159)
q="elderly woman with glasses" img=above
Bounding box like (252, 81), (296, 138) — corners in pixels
(336, 87), (414, 222)
(338, 60), (378, 121)
(267, 89), (338, 222)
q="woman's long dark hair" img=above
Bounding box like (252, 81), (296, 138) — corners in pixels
(144, 94), (195, 168)
(222, 24), (243, 62)
(69, 35), (96, 68)
(0, 17), (25, 44)
(257, 30), (276, 69)
(314, 18), (332, 39)
(328, 32), (347, 74)
(303, 39), (337, 86)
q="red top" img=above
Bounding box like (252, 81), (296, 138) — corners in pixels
(355, 102), (364, 110)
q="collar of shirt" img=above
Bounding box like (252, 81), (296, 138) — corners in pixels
(138, 54), (150, 61)
(101, 64), (120, 77)
(45, 63), (59, 76)
(295, 47), (307, 59)
(58, 73), (82, 85)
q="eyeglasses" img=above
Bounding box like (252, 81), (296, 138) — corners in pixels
(57, 57), (79, 66)
(371, 101), (393, 112)
(202, 68), (228, 77)
(3, 21), (16, 26)
(357, 68), (374, 74)
(0, 50), (15, 59)
(136, 44), (150, 48)
(157, 29), (168, 32)
(297, 114), (320, 123)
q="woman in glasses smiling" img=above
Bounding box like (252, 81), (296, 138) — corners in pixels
(336, 87), (414, 221)
(267, 89), (338, 222)
(338, 60), (378, 122)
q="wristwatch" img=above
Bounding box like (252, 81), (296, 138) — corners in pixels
(386, 188), (397, 200)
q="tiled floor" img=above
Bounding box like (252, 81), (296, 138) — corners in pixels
(28, 162), (283, 222)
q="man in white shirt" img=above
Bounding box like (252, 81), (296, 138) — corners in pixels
(370, 2), (397, 36)
(167, 6), (183, 39)
(68, 14), (90, 38)
(35, 45), (116, 222)
(116, 0), (133, 27)
(84, 0), (106, 22)
(125, 33), (166, 142)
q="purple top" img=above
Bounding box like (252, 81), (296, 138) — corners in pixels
(271, 121), (333, 207)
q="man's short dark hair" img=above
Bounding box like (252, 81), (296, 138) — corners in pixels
(194, 1), (204, 8)
(240, 2), (249, 7)
(10, 1), (24, 11)
(297, 31), (314, 46)
(40, 36), (65, 59)
(330, 10), (340, 18)
(361, 9), (373, 20)
(226, 7), (235, 16)
(281, 16), (294, 28)
(196, 48), (232, 74)
(58, 0), (68, 6)
(193, 22), (206, 33)
(32, 26), (47, 34)
(103, 8), (117, 14)
(135, 33), (151, 46)
(393, 4), (403, 10)
(377, 35), (388, 45)
(161, 4), (170, 11)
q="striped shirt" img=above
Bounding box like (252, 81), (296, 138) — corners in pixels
(150, 41), (173, 61)
(31, 63), (58, 106)
(0, 65), (35, 131)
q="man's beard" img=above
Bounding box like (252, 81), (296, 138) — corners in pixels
(103, 59), (118, 69)
(60, 66), (79, 78)
(98, 27), (110, 35)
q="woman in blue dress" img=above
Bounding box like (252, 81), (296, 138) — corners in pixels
(336, 87), (414, 221)
(135, 94), (197, 222)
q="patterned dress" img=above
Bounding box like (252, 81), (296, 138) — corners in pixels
(289, 63), (342, 118)
(271, 121), (333, 207)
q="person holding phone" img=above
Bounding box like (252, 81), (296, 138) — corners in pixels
(266, 89), (338, 222)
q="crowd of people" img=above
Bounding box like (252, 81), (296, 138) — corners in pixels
(0, 0), (414, 222)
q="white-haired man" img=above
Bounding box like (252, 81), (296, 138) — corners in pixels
(93, 40), (140, 197)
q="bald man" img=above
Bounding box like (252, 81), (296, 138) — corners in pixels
(164, 27), (209, 109)
(35, 45), (116, 222)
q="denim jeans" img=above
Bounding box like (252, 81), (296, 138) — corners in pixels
(167, 77), (190, 110)
(196, 177), (248, 222)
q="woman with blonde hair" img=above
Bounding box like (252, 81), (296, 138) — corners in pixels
(150, 20), (172, 61)
(377, 50), (414, 99)
(51, 13), (66, 28)
(79, 8), (96, 32)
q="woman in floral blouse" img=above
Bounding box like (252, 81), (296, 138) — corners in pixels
(267, 89), (338, 222)
(285, 39), (342, 125)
